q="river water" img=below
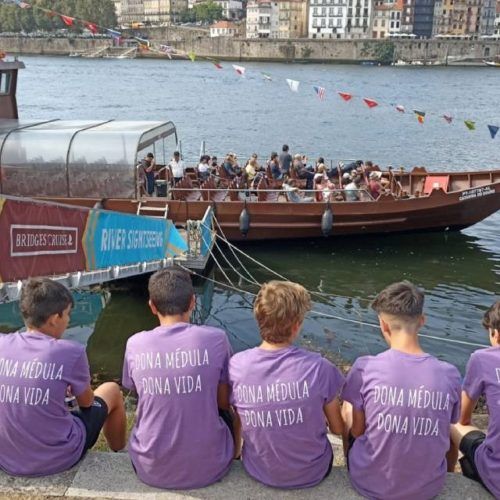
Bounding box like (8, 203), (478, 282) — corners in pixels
(1, 55), (499, 376)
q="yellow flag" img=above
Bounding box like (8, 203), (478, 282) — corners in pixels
(188, 51), (196, 62)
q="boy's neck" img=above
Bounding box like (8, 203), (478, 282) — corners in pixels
(388, 331), (425, 355)
(26, 327), (59, 340)
(260, 340), (293, 351)
(157, 314), (190, 327)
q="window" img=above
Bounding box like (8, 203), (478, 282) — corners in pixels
(374, 18), (378, 25)
(381, 19), (385, 26)
(337, 17), (342, 25)
(0, 72), (11, 95)
(322, 7), (326, 14)
(313, 7), (318, 14)
(329, 7), (334, 14)
(329, 17), (334, 25)
(321, 18), (326, 25)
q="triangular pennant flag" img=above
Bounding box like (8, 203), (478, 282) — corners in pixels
(159, 44), (173, 59)
(13, 0), (31, 7)
(60, 14), (74, 27)
(338, 92), (352, 102)
(396, 105), (405, 113)
(413, 110), (426, 124)
(188, 51), (196, 62)
(261, 73), (272, 81)
(443, 114), (453, 124)
(464, 120), (476, 131)
(313, 85), (325, 100)
(487, 125), (499, 139)
(232, 64), (245, 76)
(363, 98), (378, 108)
(286, 79), (300, 92)
(212, 61), (223, 69)
(85, 22), (98, 34)
(106, 28), (122, 40)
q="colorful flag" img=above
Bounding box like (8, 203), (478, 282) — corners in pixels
(60, 14), (74, 27)
(313, 85), (326, 100)
(338, 92), (353, 102)
(212, 61), (223, 69)
(261, 73), (272, 81)
(159, 44), (173, 59)
(464, 120), (476, 131)
(414, 110), (426, 124)
(363, 98), (378, 108)
(188, 51), (196, 62)
(232, 64), (245, 76)
(488, 125), (499, 139)
(13, 0), (30, 7)
(396, 105), (405, 113)
(443, 114), (453, 124)
(106, 28), (122, 41)
(286, 79), (300, 92)
(85, 22), (98, 34)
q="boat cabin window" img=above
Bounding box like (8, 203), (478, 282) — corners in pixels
(0, 72), (11, 95)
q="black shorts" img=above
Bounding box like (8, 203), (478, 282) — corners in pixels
(74, 396), (109, 458)
(459, 430), (486, 485)
(346, 433), (356, 471)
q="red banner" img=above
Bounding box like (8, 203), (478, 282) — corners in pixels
(0, 198), (89, 283)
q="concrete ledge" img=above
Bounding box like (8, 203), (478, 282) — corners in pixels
(0, 452), (493, 499)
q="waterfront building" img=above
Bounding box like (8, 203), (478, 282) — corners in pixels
(210, 20), (240, 35)
(345, 0), (372, 38)
(496, 0), (500, 34)
(413, 0), (435, 37)
(371, 0), (403, 38)
(308, 0), (348, 39)
(246, 0), (306, 38)
(214, 0), (245, 19)
(433, 0), (496, 36)
(120, 0), (188, 25)
(399, 0), (415, 34)
(112, 0), (123, 25)
(120, 0), (145, 25)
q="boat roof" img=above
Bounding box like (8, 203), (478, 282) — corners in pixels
(0, 119), (177, 160)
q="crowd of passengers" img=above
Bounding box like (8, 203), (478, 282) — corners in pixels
(0, 272), (499, 499)
(138, 144), (393, 202)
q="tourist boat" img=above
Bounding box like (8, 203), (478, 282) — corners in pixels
(484, 60), (500, 67)
(0, 60), (499, 241)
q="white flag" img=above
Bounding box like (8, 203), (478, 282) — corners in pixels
(232, 64), (246, 77)
(286, 79), (300, 92)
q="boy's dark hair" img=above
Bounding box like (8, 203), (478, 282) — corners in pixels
(148, 266), (194, 316)
(482, 301), (500, 331)
(20, 278), (74, 328)
(371, 281), (424, 319)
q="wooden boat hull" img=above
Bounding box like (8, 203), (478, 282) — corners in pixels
(41, 178), (500, 241)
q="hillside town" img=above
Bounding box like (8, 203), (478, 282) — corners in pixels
(112, 0), (500, 39)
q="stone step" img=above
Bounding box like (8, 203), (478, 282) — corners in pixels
(0, 451), (492, 499)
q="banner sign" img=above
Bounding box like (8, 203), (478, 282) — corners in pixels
(0, 196), (188, 284)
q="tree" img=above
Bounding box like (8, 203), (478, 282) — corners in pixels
(193, 1), (223, 23)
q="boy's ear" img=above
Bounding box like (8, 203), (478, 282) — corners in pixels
(188, 294), (196, 313)
(379, 316), (390, 336)
(148, 299), (158, 316)
(491, 328), (500, 345)
(419, 314), (426, 329)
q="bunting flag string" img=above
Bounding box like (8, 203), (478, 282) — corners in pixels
(414, 110), (426, 124)
(286, 79), (300, 93)
(7, 0), (499, 141)
(313, 85), (326, 101)
(488, 125), (499, 139)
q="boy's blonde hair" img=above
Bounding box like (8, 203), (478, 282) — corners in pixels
(254, 281), (311, 344)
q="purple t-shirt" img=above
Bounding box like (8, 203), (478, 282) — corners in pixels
(342, 349), (461, 500)
(462, 346), (500, 498)
(229, 346), (344, 488)
(0, 331), (90, 476)
(122, 323), (234, 489)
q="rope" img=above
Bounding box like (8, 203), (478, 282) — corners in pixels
(178, 263), (489, 349)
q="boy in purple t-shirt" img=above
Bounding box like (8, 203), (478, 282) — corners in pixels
(122, 267), (234, 489)
(229, 281), (345, 489)
(450, 300), (500, 497)
(0, 278), (126, 477)
(342, 281), (461, 500)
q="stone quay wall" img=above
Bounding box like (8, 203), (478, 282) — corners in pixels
(1, 35), (499, 64)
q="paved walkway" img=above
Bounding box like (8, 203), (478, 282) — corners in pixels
(0, 450), (492, 499)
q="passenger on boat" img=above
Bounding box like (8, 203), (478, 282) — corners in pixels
(368, 171), (383, 199)
(168, 151), (184, 183)
(296, 155), (315, 190)
(279, 144), (293, 175)
(211, 156), (218, 170)
(198, 155), (210, 181)
(268, 152), (283, 180)
(341, 160), (363, 176)
(345, 175), (362, 201)
(283, 178), (314, 203)
(139, 152), (156, 196)
(223, 154), (239, 179)
(245, 157), (259, 183)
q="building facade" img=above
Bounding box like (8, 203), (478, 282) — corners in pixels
(433, 0), (496, 35)
(246, 0), (280, 37)
(210, 20), (239, 35)
(120, 0), (188, 25)
(112, 0), (123, 25)
(214, 0), (244, 19)
(308, 0), (348, 39)
(120, 0), (145, 25)
(345, 0), (372, 38)
(278, 0), (308, 37)
(371, 0), (403, 37)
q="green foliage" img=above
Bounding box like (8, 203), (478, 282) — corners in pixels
(195, 1), (223, 23)
(0, 0), (117, 33)
(373, 40), (395, 65)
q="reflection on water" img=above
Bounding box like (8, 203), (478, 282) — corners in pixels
(0, 226), (497, 376)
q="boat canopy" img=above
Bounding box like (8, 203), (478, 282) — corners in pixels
(0, 119), (177, 199)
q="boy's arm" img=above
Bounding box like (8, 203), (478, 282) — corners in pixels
(232, 408), (242, 459)
(217, 383), (230, 411)
(70, 350), (94, 408)
(459, 390), (478, 426)
(350, 408), (366, 437)
(324, 397), (344, 435)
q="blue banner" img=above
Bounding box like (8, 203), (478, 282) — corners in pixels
(84, 210), (187, 269)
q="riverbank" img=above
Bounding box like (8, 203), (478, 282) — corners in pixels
(1, 35), (499, 64)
